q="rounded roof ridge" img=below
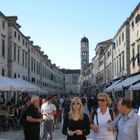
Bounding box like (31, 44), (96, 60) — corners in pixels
(81, 36), (89, 43)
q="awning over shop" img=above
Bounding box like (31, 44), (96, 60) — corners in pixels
(39, 89), (48, 96)
(13, 78), (41, 92)
(104, 80), (121, 92)
(129, 82), (140, 91)
(0, 76), (41, 92)
(0, 76), (20, 91)
(114, 74), (140, 91)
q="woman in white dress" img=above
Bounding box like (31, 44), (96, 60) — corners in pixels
(90, 92), (115, 140)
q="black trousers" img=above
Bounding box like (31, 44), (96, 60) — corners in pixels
(25, 125), (40, 140)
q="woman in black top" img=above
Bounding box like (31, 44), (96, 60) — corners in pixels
(62, 97), (90, 140)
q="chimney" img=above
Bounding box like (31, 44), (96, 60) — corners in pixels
(6, 16), (18, 26)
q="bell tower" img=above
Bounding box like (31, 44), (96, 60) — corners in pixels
(80, 36), (89, 73)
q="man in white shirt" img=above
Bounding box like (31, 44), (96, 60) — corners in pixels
(41, 96), (56, 140)
(138, 107), (140, 115)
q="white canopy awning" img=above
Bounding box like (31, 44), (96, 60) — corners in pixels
(129, 82), (140, 91)
(0, 76), (41, 92)
(114, 74), (140, 91)
(13, 78), (41, 92)
(0, 76), (23, 91)
(39, 89), (48, 96)
(104, 80), (121, 92)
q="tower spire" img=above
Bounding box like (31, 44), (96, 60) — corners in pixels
(80, 36), (89, 74)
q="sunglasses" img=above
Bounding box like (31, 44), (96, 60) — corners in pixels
(98, 99), (107, 102)
(72, 102), (80, 105)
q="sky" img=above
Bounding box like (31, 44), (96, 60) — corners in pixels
(1, 0), (140, 69)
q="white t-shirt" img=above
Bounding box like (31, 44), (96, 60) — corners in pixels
(138, 107), (140, 115)
(93, 108), (115, 140)
(41, 102), (56, 120)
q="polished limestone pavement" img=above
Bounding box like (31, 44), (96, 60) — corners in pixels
(0, 129), (24, 140)
(0, 106), (93, 140)
(0, 125), (93, 140)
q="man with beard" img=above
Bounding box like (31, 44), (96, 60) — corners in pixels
(26, 95), (43, 140)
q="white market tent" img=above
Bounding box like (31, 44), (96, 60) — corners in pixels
(12, 78), (41, 92)
(39, 89), (48, 96)
(0, 76), (22, 91)
(0, 76), (40, 92)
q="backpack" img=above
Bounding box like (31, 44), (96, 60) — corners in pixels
(90, 108), (114, 125)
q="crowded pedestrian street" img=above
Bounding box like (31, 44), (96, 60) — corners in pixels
(0, 105), (93, 140)
(0, 122), (93, 140)
(1, 1), (140, 140)
(0, 104), (94, 140)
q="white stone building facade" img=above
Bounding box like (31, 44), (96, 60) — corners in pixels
(129, 3), (140, 74)
(78, 2), (140, 102)
(0, 12), (9, 76)
(0, 11), (65, 96)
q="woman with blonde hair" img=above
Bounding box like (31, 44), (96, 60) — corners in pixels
(90, 92), (115, 140)
(62, 97), (90, 140)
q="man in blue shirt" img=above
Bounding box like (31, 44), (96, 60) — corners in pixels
(113, 98), (140, 140)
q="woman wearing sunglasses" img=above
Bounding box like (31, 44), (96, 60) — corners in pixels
(90, 92), (116, 140)
(62, 97), (90, 140)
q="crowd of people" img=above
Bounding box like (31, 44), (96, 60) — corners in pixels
(0, 99), (22, 130)
(1, 92), (139, 140)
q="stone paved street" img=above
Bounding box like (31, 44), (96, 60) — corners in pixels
(0, 127), (93, 140)
(0, 129), (24, 140)
(0, 106), (93, 140)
